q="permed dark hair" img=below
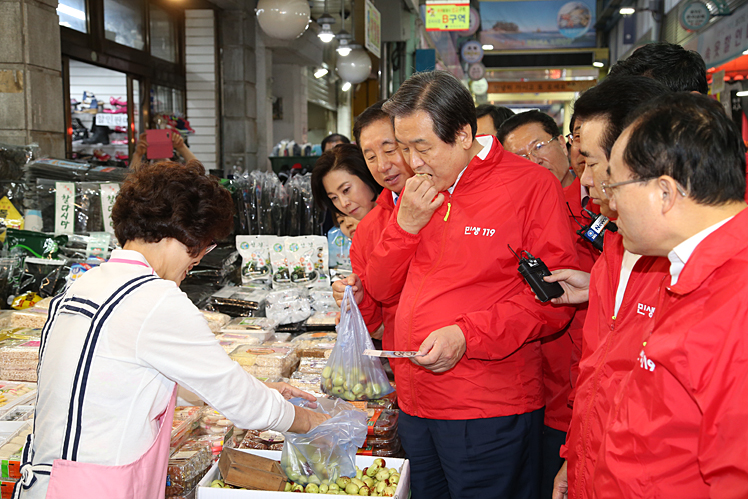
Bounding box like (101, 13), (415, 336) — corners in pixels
(573, 75), (670, 159)
(311, 143), (382, 216)
(622, 92), (746, 205)
(607, 42), (708, 94)
(353, 101), (389, 144)
(321, 133), (350, 151)
(496, 110), (561, 146)
(382, 70), (477, 144)
(112, 160), (234, 257)
(476, 104), (515, 133)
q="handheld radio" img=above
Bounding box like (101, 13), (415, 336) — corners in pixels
(508, 245), (564, 303)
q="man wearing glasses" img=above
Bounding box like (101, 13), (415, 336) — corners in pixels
(497, 110), (575, 189)
(548, 75), (673, 499)
(593, 92), (748, 499)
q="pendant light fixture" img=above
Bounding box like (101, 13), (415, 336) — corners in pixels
(317, 0), (336, 43)
(336, 1), (353, 56)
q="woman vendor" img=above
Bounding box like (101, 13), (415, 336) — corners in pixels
(15, 161), (328, 499)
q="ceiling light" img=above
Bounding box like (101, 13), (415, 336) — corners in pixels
(319, 30), (335, 43)
(593, 61), (604, 68)
(482, 44), (494, 50)
(317, 6), (336, 43)
(336, 29), (353, 56)
(619, 7), (636, 15)
(314, 68), (328, 78)
(342, 82), (352, 91)
(736, 90), (748, 97)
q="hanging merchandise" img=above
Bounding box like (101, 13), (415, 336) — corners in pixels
(236, 235), (275, 288)
(327, 227), (352, 270)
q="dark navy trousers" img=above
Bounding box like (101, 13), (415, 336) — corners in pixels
(398, 408), (543, 499)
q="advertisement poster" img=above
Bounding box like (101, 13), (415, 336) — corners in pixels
(479, 0), (596, 50)
(365, 0), (381, 58)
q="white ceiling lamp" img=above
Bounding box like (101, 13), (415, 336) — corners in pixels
(342, 82), (352, 91)
(314, 67), (329, 78)
(593, 61), (605, 68)
(336, 0), (353, 56)
(255, 0), (310, 40)
(317, 0), (336, 43)
(482, 44), (494, 51)
(336, 0), (371, 83)
(619, 7), (636, 14)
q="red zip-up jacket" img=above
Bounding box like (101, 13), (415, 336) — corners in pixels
(594, 208), (748, 499)
(365, 136), (580, 420)
(561, 230), (669, 499)
(350, 190), (398, 351)
(541, 178), (602, 432)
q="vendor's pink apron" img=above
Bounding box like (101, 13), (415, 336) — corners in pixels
(14, 271), (175, 499)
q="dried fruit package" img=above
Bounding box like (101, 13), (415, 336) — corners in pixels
(236, 235), (275, 289)
(280, 397), (366, 485)
(320, 286), (393, 401)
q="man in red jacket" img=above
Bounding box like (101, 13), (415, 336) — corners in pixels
(497, 109), (594, 499)
(594, 92), (748, 499)
(367, 70), (579, 498)
(548, 76), (671, 499)
(331, 102), (414, 352)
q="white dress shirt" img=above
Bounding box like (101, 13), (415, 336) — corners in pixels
(668, 217), (733, 285)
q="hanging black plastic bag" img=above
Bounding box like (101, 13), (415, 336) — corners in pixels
(320, 286), (393, 401)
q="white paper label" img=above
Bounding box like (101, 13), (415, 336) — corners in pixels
(99, 183), (120, 234)
(95, 113), (128, 127)
(55, 182), (75, 235)
(172, 450), (197, 460)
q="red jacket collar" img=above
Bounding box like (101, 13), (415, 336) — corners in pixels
(376, 189), (396, 210)
(670, 206), (748, 294)
(445, 135), (506, 193)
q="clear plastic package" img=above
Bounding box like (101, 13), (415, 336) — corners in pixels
(229, 344), (298, 378)
(296, 357), (328, 375)
(0, 341), (39, 381)
(209, 286), (268, 317)
(0, 405), (33, 422)
(291, 332), (337, 358)
(219, 317), (277, 342)
(367, 409), (399, 437)
(200, 310), (230, 333)
(238, 429), (285, 451)
(166, 440), (212, 496)
(9, 310), (47, 329)
(265, 288), (312, 325)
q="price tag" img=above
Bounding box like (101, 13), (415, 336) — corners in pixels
(95, 113), (128, 128)
(55, 182), (75, 235)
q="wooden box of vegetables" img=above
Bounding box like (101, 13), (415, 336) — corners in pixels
(198, 449), (410, 498)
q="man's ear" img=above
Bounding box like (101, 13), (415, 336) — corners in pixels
(658, 175), (680, 215)
(456, 123), (474, 150)
(558, 135), (568, 158)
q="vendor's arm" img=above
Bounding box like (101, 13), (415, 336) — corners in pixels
(138, 288), (327, 433)
(455, 178), (580, 361)
(366, 175), (443, 302)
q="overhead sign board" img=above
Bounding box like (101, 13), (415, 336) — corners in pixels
(487, 80), (597, 93)
(425, 2), (470, 31)
(365, 0), (381, 58)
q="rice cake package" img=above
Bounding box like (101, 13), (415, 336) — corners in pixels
(236, 235), (276, 289)
(228, 344), (297, 378)
(200, 310), (230, 333)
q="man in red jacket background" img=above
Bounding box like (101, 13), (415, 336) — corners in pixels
(497, 109), (596, 499)
(594, 92), (748, 499)
(366, 70), (580, 498)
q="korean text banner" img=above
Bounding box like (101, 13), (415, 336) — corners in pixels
(479, 0), (596, 50)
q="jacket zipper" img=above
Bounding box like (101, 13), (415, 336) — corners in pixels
(407, 192), (453, 417)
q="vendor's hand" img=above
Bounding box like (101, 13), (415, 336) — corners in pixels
(397, 175), (444, 235)
(543, 269), (591, 305)
(265, 381), (317, 407)
(412, 324), (466, 373)
(552, 460), (568, 499)
(288, 405), (331, 434)
(134, 132), (148, 156)
(332, 274), (363, 307)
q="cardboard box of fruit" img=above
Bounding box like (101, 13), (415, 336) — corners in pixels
(197, 449), (410, 498)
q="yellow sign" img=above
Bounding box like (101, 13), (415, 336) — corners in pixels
(0, 196), (23, 241)
(425, 2), (470, 31)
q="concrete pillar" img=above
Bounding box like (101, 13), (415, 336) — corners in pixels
(0, 0), (64, 157)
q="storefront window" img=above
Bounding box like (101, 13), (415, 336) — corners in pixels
(150, 4), (177, 63)
(104, 0), (145, 50)
(57, 0), (87, 33)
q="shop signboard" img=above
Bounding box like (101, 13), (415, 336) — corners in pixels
(425, 1), (470, 31)
(55, 182), (75, 235)
(487, 79), (596, 93)
(461, 40), (484, 63)
(712, 69), (725, 94)
(365, 0), (381, 59)
(95, 113), (128, 127)
(680, 1), (711, 32)
(100, 183), (120, 234)
(468, 62), (486, 80)
(479, 0), (596, 50)
(696, 2), (748, 67)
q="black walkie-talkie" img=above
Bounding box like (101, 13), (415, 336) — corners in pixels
(508, 245), (564, 302)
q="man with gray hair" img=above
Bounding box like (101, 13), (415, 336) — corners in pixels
(363, 70), (580, 498)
